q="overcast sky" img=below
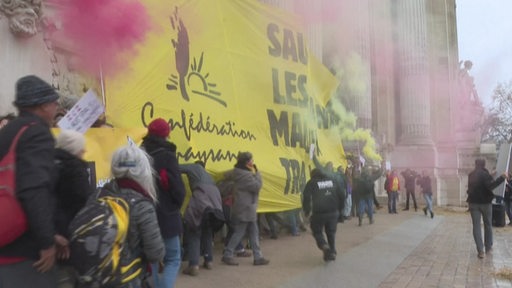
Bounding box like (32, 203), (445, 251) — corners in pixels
(456, 0), (512, 107)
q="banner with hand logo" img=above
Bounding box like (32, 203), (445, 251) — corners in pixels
(105, 0), (345, 212)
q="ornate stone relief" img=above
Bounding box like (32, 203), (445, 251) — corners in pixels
(0, 0), (42, 37)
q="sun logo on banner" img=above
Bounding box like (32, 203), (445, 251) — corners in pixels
(166, 8), (225, 107)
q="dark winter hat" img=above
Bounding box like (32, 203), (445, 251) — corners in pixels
(147, 118), (170, 138)
(14, 75), (59, 107)
(236, 151), (253, 165)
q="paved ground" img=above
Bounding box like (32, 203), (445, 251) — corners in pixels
(174, 208), (512, 288)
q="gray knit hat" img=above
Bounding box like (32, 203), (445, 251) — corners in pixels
(14, 75), (59, 107)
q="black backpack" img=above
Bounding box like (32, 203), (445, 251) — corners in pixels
(68, 183), (144, 286)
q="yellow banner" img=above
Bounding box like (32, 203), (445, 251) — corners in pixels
(105, 0), (344, 212)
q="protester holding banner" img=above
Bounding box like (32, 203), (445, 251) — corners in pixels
(221, 152), (269, 266)
(180, 161), (224, 276)
(467, 159), (507, 259)
(0, 75), (60, 287)
(141, 118), (186, 288)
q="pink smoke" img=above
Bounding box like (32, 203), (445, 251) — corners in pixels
(54, 0), (152, 76)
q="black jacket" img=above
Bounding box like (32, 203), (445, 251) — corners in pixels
(53, 148), (93, 237)
(467, 167), (505, 204)
(0, 111), (56, 259)
(302, 172), (344, 216)
(141, 135), (186, 239)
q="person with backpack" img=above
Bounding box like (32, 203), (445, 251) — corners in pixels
(53, 129), (94, 287)
(0, 75), (61, 288)
(69, 143), (165, 287)
(385, 169), (400, 214)
(140, 118), (186, 288)
(180, 161), (224, 276)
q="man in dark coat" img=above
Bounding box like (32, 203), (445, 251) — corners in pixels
(141, 118), (186, 288)
(0, 75), (61, 287)
(302, 168), (344, 262)
(467, 159), (506, 258)
(401, 168), (419, 211)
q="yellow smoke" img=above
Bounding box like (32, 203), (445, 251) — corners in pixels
(328, 52), (382, 162)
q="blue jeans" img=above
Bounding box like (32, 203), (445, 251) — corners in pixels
(423, 193), (433, 213)
(469, 203), (493, 253)
(388, 191), (398, 213)
(152, 236), (181, 288)
(286, 209), (300, 235)
(358, 197), (373, 222)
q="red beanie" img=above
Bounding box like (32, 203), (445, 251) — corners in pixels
(148, 118), (170, 138)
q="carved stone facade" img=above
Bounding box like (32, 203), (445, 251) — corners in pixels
(0, 0), (98, 116)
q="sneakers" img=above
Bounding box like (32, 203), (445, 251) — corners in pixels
(203, 261), (213, 270)
(478, 251), (484, 259)
(221, 256), (239, 266)
(430, 211), (434, 219)
(182, 266), (199, 276)
(423, 208), (427, 216)
(369, 218), (374, 225)
(253, 258), (270, 266)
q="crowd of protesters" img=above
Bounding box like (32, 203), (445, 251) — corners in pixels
(0, 75), (478, 288)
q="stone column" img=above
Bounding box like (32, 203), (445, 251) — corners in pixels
(350, 0), (372, 129)
(395, 0), (432, 145)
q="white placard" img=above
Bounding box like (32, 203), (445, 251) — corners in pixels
(57, 89), (105, 133)
(385, 161), (391, 171)
(493, 143), (512, 198)
(309, 144), (315, 159)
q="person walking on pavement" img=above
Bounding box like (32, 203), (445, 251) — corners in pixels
(401, 168), (419, 211)
(0, 75), (61, 287)
(467, 159), (507, 258)
(141, 118), (186, 288)
(221, 152), (269, 266)
(302, 168), (345, 262)
(417, 170), (434, 218)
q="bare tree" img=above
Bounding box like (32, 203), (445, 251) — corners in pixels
(481, 80), (512, 145)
